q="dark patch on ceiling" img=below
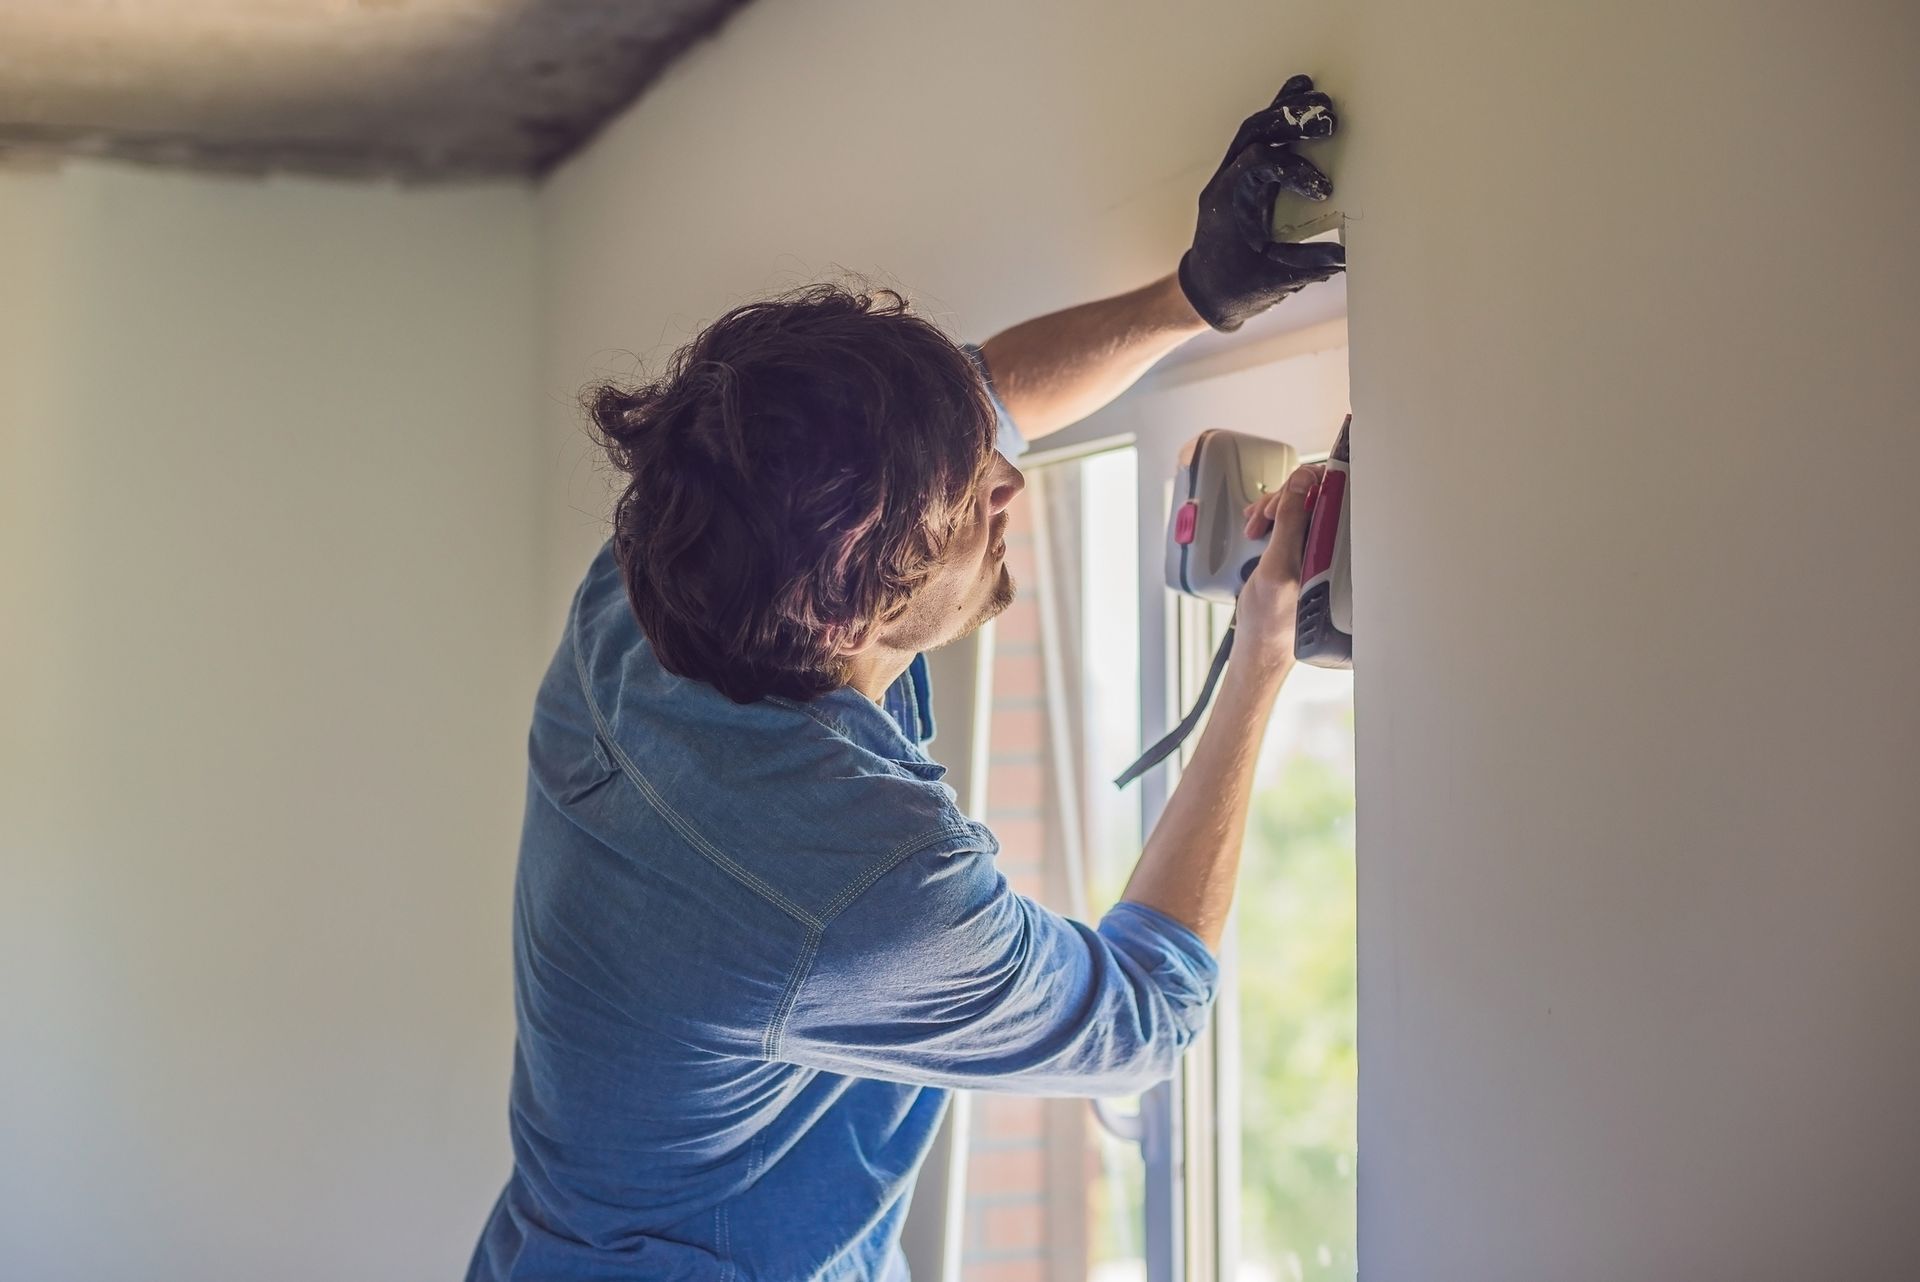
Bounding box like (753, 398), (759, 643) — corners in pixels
(0, 0), (756, 182)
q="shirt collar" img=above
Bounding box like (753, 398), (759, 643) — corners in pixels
(769, 681), (948, 783)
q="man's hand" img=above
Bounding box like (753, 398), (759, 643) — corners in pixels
(1178, 75), (1346, 332)
(1234, 462), (1325, 669)
(974, 77), (1340, 441)
(1119, 459), (1321, 949)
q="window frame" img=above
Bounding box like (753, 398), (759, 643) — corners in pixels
(1005, 314), (1350, 1282)
(1006, 431), (1215, 1282)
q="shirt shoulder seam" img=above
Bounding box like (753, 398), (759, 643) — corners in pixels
(762, 821), (986, 1061)
(821, 821), (984, 923)
(569, 619), (984, 935)
(762, 924), (821, 1061)
(571, 628), (823, 929)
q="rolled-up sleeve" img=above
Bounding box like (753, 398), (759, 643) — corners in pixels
(775, 841), (1218, 1096)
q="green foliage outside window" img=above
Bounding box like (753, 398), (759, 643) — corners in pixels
(1238, 737), (1358, 1280)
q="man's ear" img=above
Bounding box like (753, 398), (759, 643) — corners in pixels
(828, 618), (881, 657)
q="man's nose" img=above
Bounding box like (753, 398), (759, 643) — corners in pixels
(990, 458), (1026, 514)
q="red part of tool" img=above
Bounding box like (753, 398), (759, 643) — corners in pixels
(1173, 501), (1198, 545)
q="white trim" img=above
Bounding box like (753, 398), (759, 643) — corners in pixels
(1028, 471), (1092, 921)
(966, 620), (996, 822)
(1144, 315), (1350, 393)
(1017, 427), (1137, 472)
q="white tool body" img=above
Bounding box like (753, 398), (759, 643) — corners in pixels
(1164, 431), (1299, 602)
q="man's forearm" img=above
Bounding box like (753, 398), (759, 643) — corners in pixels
(1120, 652), (1293, 952)
(978, 274), (1209, 443)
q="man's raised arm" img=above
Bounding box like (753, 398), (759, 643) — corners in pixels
(978, 75), (1345, 443)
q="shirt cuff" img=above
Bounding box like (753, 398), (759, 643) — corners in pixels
(1098, 900), (1221, 1013)
(960, 342), (1027, 460)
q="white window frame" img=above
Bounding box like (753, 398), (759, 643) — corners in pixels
(1011, 312), (1350, 1282)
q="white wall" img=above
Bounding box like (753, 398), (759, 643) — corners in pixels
(537, 2), (1920, 1278)
(1348, 7), (1920, 1278)
(1, 163), (540, 1282)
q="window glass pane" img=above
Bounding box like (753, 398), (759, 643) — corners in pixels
(1078, 448), (1145, 1282)
(1236, 662), (1357, 1282)
(1078, 447), (1142, 905)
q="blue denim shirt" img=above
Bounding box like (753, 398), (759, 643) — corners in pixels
(469, 356), (1220, 1282)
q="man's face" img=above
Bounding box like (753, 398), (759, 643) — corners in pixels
(877, 448), (1027, 655)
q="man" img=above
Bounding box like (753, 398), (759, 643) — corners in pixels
(469, 77), (1343, 1282)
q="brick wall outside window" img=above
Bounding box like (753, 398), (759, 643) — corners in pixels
(958, 503), (1090, 1282)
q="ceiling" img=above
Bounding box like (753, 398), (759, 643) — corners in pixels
(0, 0), (753, 182)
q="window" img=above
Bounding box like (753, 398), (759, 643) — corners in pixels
(957, 318), (1356, 1282)
(1199, 600), (1356, 1282)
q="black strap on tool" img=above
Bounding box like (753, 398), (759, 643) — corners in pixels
(1114, 614), (1237, 789)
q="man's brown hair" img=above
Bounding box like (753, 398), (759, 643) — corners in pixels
(585, 284), (997, 703)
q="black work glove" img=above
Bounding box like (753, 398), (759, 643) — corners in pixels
(1178, 75), (1345, 332)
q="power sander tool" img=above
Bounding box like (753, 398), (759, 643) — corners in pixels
(1115, 417), (1351, 787)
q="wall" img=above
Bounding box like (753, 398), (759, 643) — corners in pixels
(0, 163), (540, 1281)
(537, 2), (1920, 1279)
(1348, 6), (1920, 1278)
